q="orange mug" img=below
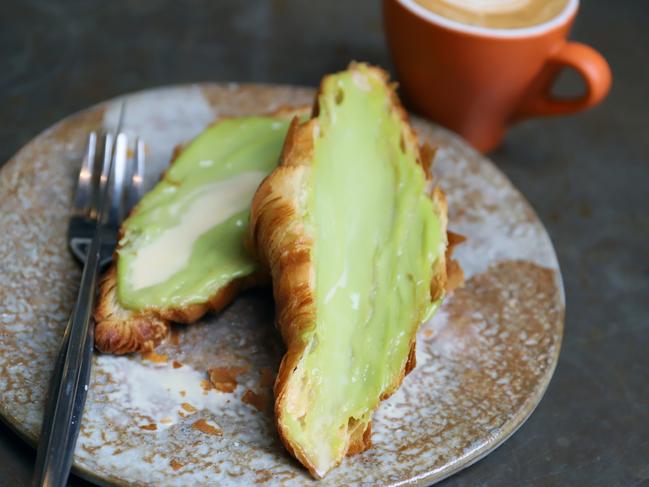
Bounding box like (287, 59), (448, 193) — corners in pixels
(384, 0), (612, 152)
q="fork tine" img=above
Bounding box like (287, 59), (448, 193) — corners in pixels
(72, 132), (97, 215)
(122, 144), (135, 217)
(125, 137), (146, 215)
(91, 133), (114, 220)
(107, 133), (129, 227)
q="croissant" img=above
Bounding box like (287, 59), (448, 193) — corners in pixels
(249, 63), (450, 477)
(94, 108), (307, 354)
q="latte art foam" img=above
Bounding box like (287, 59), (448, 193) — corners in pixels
(440, 0), (530, 14)
(413, 0), (570, 29)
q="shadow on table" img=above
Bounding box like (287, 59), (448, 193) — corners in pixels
(0, 420), (95, 487)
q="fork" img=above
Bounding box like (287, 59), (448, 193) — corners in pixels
(33, 106), (145, 487)
(68, 131), (145, 268)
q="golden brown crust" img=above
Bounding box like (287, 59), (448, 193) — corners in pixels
(94, 265), (264, 354)
(250, 113), (321, 476)
(445, 231), (466, 293)
(249, 63), (451, 478)
(94, 266), (169, 354)
(346, 421), (372, 456)
(94, 106), (308, 355)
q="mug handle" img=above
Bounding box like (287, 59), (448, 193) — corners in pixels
(512, 42), (612, 120)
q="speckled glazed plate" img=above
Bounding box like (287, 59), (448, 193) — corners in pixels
(0, 83), (564, 486)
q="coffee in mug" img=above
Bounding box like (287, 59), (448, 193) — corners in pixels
(384, 0), (612, 152)
(412, 0), (570, 29)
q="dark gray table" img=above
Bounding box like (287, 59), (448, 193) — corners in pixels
(1, 1), (647, 485)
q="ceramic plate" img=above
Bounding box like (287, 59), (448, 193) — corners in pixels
(0, 83), (564, 486)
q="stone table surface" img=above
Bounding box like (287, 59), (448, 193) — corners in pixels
(1, 1), (647, 486)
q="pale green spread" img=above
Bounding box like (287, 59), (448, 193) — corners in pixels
(284, 66), (445, 473)
(117, 116), (291, 310)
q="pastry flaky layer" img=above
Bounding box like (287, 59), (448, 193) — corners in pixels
(249, 63), (457, 478)
(94, 107), (309, 355)
(94, 265), (260, 354)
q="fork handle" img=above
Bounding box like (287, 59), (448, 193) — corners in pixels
(33, 243), (100, 487)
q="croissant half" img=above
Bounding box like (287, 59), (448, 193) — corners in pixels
(94, 108), (308, 354)
(249, 63), (450, 478)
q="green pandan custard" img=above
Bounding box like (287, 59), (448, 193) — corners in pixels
(262, 64), (448, 477)
(116, 115), (292, 310)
